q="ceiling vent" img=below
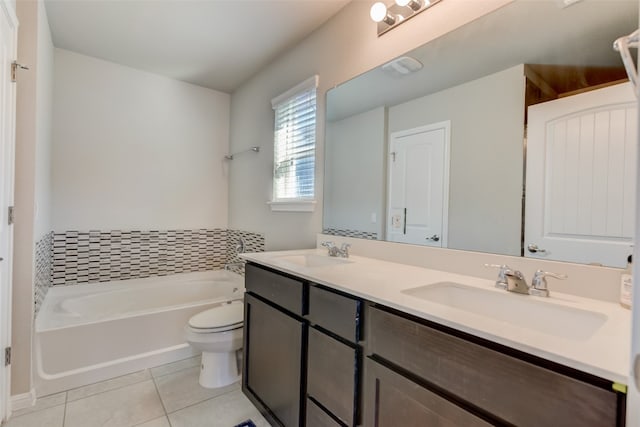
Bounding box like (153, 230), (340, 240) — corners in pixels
(381, 56), (423, 77)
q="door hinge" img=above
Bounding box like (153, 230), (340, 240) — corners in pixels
(11, 61), (29, 83)
(4, 347), (10, 366)
(8, 206), (14, 225)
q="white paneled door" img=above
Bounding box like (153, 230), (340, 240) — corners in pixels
(386, 121), (450, 247)
(0, 0), (17, 422)
(526, 83), (637, 268)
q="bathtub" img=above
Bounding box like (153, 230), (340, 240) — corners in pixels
(34, 270), (244, 396)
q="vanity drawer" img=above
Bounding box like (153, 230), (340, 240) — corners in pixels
(307, 326), (358, 426)
(308, 285), (361, 342)
(306, 399), (343, 427)
(245, 263), (305, 316)
(368, 306), (618, 427)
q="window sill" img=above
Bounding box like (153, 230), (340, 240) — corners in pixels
(267, 200), (316, 212)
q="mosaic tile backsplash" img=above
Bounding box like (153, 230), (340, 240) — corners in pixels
(323, 228), (378, 240)
(34, 231), (54, 316)
(50, 228), (265, 286)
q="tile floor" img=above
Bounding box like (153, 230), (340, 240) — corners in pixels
(5, 356), (270, 427)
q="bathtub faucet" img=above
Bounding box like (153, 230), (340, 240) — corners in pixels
(235, 237), (246, 254)
(224, 262), (245, 271)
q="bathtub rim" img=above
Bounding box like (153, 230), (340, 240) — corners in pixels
(36, 270), (245, 333)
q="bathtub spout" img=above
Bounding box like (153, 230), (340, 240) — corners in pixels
(224, 262), (245, 271)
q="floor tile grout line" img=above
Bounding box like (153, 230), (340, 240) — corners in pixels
(7, 402), (67, 422)
(130, 414), (171, 427)
(151, 373), (170, 420)
(65, 369), (152, 403)
(150, 358), (201, 380)
(164, 384), (240, 416)
(62, 391), (68, 427)
(62, 401), (67, 427)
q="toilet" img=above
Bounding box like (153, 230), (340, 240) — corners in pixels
(184, 300), (244, 389)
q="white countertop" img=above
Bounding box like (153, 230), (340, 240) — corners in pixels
(241, 249), (632, 385)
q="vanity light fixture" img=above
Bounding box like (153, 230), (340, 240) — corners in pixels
(370, 0), (441, 37)
(370, 2), (396, 26)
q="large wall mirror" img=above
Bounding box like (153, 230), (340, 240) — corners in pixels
(323, 0), (638, 268)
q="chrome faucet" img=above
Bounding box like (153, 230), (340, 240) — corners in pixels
(504, 270), (530, 294)
(321, 241), (351, 258)
(487, 265), (567, 297)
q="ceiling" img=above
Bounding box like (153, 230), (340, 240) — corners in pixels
(44, 0), (350, 93)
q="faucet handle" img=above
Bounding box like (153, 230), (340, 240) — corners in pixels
(484, 263), (510, 290)
(530, 270), (567, 297)
(321, 241), (335, 248)
(339, 243), (351, 258)
(531, 270), (567, 289)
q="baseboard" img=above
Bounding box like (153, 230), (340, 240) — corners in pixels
(10, 389), (35, 413)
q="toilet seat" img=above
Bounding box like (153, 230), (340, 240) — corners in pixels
(188, 301), (244, 333)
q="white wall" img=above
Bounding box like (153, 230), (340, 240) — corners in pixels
(388, 65), (524, 255)
(228, 0), (513, 250)
(324, 107), (386, 237)
(12, 0), (53, 396)
(34, 0), (52, 240)
(52, 49), (230, 232)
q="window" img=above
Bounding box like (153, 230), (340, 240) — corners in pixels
(269, 75), (318, 212)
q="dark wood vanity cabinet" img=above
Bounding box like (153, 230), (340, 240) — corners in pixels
(306, 284), (362, 427)
(243, 264), (362, 427)
(243, 263), (626, 427)
(243, 264), (307, 427)
(365, 304), (625, 427)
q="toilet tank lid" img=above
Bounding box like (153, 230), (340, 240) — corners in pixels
(189, 301), (244, 329)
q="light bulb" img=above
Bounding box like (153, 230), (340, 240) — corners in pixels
(396, 0), (422, 10)
(370, 2), (388, 22)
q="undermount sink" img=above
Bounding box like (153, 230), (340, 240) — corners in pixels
(401, 282), (607, 341)
(275, 253), (353, 268)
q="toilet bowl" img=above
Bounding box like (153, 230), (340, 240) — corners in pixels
(184, 300), (244, 389)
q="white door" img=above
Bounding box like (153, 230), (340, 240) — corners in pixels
(386, 121), (450, 247)
(0, 0), (17, 422)
(526, 83), (637, 267)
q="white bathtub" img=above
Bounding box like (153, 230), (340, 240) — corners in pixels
(34, 270), (244, 396)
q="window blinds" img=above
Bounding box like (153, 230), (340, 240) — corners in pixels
(272, 76), (318, 201)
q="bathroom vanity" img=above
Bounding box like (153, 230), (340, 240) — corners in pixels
(241, 250), (630, 427)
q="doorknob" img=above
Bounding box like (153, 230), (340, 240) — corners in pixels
(527, 244), (546, 254)
(426, 235), (440, 242)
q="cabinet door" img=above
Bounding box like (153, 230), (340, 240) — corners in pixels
(244, 294), (304, 427)
(307, 327), (357, 426)
(306, 398), (343, 427)
(364, 358), (492, 427)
